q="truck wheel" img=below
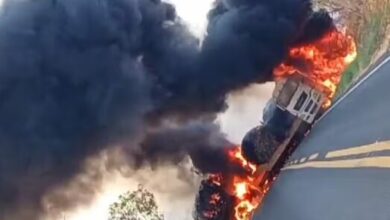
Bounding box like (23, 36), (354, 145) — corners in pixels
(241, 126), (280, 165)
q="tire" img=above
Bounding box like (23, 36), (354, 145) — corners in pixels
(242, 126), (280, 165)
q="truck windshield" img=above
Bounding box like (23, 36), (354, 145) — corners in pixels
(305, 100), (314, 112)
(310, 103), (318, 114)
(294, 92), (308, 111)
(278, 80), (298, 107)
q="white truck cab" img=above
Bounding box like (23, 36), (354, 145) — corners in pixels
(273, 76), (325, 124)
(242, 75), (327, 167)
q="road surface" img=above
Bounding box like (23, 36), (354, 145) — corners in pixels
(254, 57), (390, 220)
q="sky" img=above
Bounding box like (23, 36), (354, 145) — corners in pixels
(166, 0), (214, 37)
(62, 0), (274, 219)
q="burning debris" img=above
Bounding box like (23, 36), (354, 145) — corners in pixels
(195, 147), (266, 220)
(195, 176), (234, 220)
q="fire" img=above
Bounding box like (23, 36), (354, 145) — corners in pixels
(203, 192), (224, 219)
(200, 146), (265, 220)
(234, 201), (256, 220)
(200, 30), (357, 220)
(209, 174), (223, 187)
(228, 147), (257, 175)
(229, 147), (263, 220)
(231, 178), (261, 220)
(200, 174), (227, 220)
(274, 29), (357, 107)
(202, 147), (266, 220)
(234, 182), (248, 199)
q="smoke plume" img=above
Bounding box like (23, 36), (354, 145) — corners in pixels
(137, 122), (240, 175)
(0, 0), (334, 219)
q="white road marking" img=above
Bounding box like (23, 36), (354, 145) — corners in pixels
(284, 141), (390, 170)
(283, 156), (390, 170)
(308, 153), (319, 161)
(325, 141), (390, 159)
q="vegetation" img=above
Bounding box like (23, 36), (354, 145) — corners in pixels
(315, 0), (390, 95)
(108, 185), (164, 220)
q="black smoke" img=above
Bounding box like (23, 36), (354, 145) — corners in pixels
(0, 0), (334, 219)
(148, 0), (335, 119)
(136, 122), (245, 175)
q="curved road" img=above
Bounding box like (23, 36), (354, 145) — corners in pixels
(255, 57), (390, 220)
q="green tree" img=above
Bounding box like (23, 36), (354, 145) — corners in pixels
(109, 185), (164, 220)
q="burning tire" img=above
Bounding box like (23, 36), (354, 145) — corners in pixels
(195, 178), (234, 220)
(241, 125), (280, 165)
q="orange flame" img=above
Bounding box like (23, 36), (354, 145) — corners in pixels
(274, 30), (357, 107)
(203, 30), (356, 220)
(203, 147), (275, 220)
(210, 193), (222, 205)
(228, 147), (264, 220)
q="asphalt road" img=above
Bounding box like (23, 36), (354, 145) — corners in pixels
(254, 57), (390, 220)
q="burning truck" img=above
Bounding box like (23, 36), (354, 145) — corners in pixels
(242, 75), (326, 166)
(195, 28), (356, 220)
(242, 29), (357, 177)
(238, 73), (330, 200)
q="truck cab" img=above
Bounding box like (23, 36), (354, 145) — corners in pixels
(241, 75), (326, 166)
(273, 75), (325, 124)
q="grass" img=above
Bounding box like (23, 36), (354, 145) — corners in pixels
(315, 0), (390, 97)
(337, 13), (385, 95)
